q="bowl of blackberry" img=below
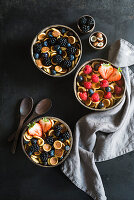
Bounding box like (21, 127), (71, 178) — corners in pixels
(77, 15), (95, 33)
(31, 25), (82, 77)
(21, 116), (73, 167)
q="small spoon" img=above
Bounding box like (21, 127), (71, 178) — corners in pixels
(23, 98), (52, 127)
(10, 97), (33, 154)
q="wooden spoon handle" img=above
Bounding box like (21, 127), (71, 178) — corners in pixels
(10, 119), (24, 154)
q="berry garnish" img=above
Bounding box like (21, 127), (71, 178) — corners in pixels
(77, 75), (84, 82)
(114, 85), (122, 95)
(79, 92), (88, 101)
(105, 87), (111, 92)
(33, 43), (42, 54)
(67, 43), (71, 47)
(62, 131), (70, 140)
(84, 81), (92, 89)
(69, 55), (75, 61)
(98, 63), (113, 79)
(107, 67), (122, 82)
(46, 136), (54, 145)
(39, 118), (52, 133)
(104, 92), (112, 99)
(88, 89), (94, 96)
(28, 122), (42, 137)
(100, 80), (109, 88)
(83, 65), (92, 74)
(91, 74), (99, 83)
(49, 150), (55, 157)
(98, 102), (104, 109)
(91, 93), (99, 102)
(51, 69), (56, 75)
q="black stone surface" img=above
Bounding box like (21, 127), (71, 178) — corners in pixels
(1, 0), (134, 200)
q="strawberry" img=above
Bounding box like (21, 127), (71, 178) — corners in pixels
(84, 81), (92, 89)
(100, 80), (109, 88)
(91, 93), (99, 102)
(83, 65), (92, 74)
(104, 92), (112, 99)
(107, 67), (122, 82)
(98, 63), (113, 79)
(28, 122), (42, 137)
(91, 74), (99, 83)
(39, 118), (52, 133)
(79, 92), (88, 101)
(114, 85), (122, 95)
(116, 79), (124, 87)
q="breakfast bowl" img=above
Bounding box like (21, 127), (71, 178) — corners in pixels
(21, 116), (73, 167)
(74, 58), (126, 111)
(89, 31), (107, 50)
(31, 25), (82, 77)
(77, 15), (95, 34)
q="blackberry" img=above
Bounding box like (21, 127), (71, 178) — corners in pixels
(86, 17), (94, 26)
(53, 55), (63, 64)
(40, 152), (48, 162)
(54, 125), (62, 137)
(31, 138), (37, 145)
(33, 43), (42, 53)
(62, 131), (70, 140)
(48, 37), (57, 46)
(42, 57), (51, 66)
(79, 16), (87, 25)
(62, 59), (72, 69)
(40, 53), (48, 59)
(67, 46), (77, 55)
(24, 140), (29, 145)
(27, 145), (34, 156)
(57, 37), (67, 47)
(81, 25), (90, 33)
(54, 45), (60, 51)
(33, 144), (40, 152)
(46, 136), (54, 145)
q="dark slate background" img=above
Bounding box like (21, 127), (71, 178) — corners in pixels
(1, 0), (134, 200)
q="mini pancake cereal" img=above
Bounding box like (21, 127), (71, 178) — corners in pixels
(74, 59), (125, 111)
(31, 25), (82, 77)
(22, 117), (72, 167)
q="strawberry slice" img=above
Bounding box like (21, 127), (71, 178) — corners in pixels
(98, 63), (113, 79)
(28, 122), (42, 137)
(107, 68), (122, 82)
(39, 118), (52, 133)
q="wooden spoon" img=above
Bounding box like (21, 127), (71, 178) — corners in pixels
(10, 97), (33, 154)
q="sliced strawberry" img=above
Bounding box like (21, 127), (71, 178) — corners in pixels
(107, 68), (122, 82)
(98, 63), (113, 79)
(28, 122), (42, 137)
(39, 118), (52, 133)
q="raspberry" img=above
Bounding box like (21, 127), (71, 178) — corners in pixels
(91, 93), (99, 102)
(84, 81), (92, 89)
(104, 92), (112, 99)
(100, 80), (109, 88)
(114, 85), (122, 95)
(91, 74), (99, 83)
(79, 92), (88, 101)
(83, 65), (92, 74)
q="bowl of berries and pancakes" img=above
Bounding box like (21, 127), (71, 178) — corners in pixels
(74, 58), (126, 111)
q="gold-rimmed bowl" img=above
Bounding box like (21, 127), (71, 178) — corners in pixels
(74, 58), (126, 111)
(31, 24), (82, 77)
(21, 116), (73, 167)
(89, 31), (107, 50)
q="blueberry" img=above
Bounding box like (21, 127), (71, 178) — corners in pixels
(54, 45), (60, 51)
(48, 31), (53, 37)
(49, 150), (55, 157)
(41, 53), (48, 59)
(88, 89), (94, 96)
(61, 28), (66, 34)
(24, 140), (29, 144)
(65, 145), (70, 151)
(43, 41), (48, 47)
(105, 87), (111, 92)
(57, 49), (62, 55)
(67, 43), (71, 47)
(51, 69), (56, 75)
(33, 53), (39, 59)
(77, 75), (84, 82)
(59, 156), (64, 161)
(59, 138), (64, 142)
(27, 151), (33, 157)
(69, 55), (75, 61)
(31, 138), (37, 145)
(98, 102), (104, 109)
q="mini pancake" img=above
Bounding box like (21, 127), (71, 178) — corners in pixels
(41, 47), (49, 53)
(85, 98), (92, 106)
(43, 68), (51, 74)
(23, 135), (30, 142)
(62, 50), (67, 58)
(54, 140), (63, 149)
(34, 152), (40, 156)
(92, 61), (101, 69)
(60, 68), (67, 74)
(52, 29), (61, 37)
(24, 131), (33, 140)
(90, 102), (96, 108)
(55, 66), (62, 72)
(38, 33), (46, 40)
(28, 141), (32, 146)
(102, 99), (111, 107)
(42, 65), (51, 69)
(31, 154), (38, 159)
(114, 94), (123, 99)
(49, 157), (58, 166)
(75, 49), (81, 57)
(61, 47), (66, 51)
(78, 86), (86, 92)
(43, 143), (51, 152)
(79, 71), (85, 76)
(35, 59), (42, 68)
(55, 149), (64, 158)
(51, 46), (57, 52)
(31, 156), (39, 164)
(48, 129), (54, 136)
(109, 85), (114, 93)
(37, 138), (44, 146)
(72, 60), (75, 68)
(91, 82), (100, 89)
(109, 98), (114, 107)
(60, 124), (67, 133)
(51, 52), (57, 57)
(65, 139), (71, 146)
(68, 36), (76, 44)
(96, 90), (104, 98)
(75, 57), (78, 65)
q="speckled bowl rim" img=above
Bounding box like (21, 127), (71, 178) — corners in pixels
(89, 31), (107, 50)
(31, 24), (82, 78)
(77, 15), (95, 33)
(74, 58), (126, 111)
(21, 116), (73, 168)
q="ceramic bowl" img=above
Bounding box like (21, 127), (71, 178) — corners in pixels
(77, 15), (95, 34)
(89, 31), (107, 50)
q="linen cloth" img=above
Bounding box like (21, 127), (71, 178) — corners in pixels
(61, 39), (134, 200)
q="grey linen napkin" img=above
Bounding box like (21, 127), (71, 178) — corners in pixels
(61, 39), (134, 200)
